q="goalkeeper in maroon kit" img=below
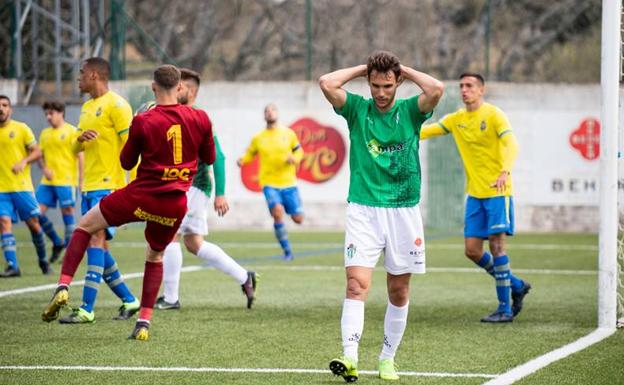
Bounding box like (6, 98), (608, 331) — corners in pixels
(42, 65), (216, 340)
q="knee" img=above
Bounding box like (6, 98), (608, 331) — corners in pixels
(387, 283), (409, 305)
(292, 214), (304, 224)
(464, 248), (482, 261)
(271, 205), (285, 221)
(346, 276), (369, 300)
(183, 237), (202, 255)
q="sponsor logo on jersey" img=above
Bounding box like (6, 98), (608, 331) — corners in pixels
(367, 138), (405, 158)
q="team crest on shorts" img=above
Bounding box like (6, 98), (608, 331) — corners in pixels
(346, 243), (357, 259)
(414, 237), (423, 247)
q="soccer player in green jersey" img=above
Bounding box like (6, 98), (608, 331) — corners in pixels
(319, 51), (444, 382)
(157, 68), (257, 311)
(420, 73), (531, 323)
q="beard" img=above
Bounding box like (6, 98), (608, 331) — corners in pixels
(177, 93), (189, 105)
(0, 113), (7, 124)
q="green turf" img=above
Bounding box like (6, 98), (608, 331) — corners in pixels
(0, 228), (622, 385)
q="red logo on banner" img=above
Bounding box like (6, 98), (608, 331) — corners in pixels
(569, 118), (600, 160)
(240, 157), (262, 192)
(240, 118), (346, 192)
(291, 118), (346, 184)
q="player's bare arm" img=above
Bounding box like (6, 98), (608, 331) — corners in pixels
(319, 65), (368, 108)
(12, 143), (42, 174)
(400, 65), (444, 113)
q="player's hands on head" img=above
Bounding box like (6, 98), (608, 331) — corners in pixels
(214, 196), (229, 217)
(236, 158), (243, 167)
(286, 155), (295, 165)
(77, 129), (99, 143)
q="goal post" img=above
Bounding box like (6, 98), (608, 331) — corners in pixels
(599, 0), (621, 330)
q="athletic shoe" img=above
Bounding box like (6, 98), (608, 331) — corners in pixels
(41, 285), (69, 322)
(49, 244), (65, 263)
(480, 311), (513, 323)
(512, 281), (531, 317)
(40, 261), (53, 275)
(59, 307), (95, 324)
(378, 358), (399, 381)
(155, 296), (181, 310)
(113, 299), (141, 320)
(0, 266), (21, 278)
(283, 252), (294, 261)
(329, 356), (358, 383)
(128, 320), (150, 341)
(241, 271), (258, 309)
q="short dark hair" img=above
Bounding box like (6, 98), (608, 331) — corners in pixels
(0, 95), (11, 105)
(153, 65), (181, 89)
(42, 100), (65, 113)
(367, 51), (401, 81)
(84, 57), (110, 80)
(180, 68), (200, 86)
(459, 72), (485, 85)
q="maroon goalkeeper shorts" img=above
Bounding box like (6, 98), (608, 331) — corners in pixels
(99, 186), (187, 251)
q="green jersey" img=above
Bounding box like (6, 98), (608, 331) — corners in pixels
(192, 135), (225, 197)
(336, 91), (431, 207)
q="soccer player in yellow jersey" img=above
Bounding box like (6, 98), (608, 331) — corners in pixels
(50, 57), (139, 324)
(0, 95), (51, 277)
(420, 73), (531, 323)
(237, 104), (304, 260)
(36, 101), (83, 263)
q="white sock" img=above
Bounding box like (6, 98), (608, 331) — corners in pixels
(379, 301), (409, 361)
(341, 298), (365, 362)
(197, 241), (248, 284)
(162, 242), (183, 303)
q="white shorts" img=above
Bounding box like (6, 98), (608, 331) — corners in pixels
(178, 186), (210, 236)
(344, 203), (426, 275)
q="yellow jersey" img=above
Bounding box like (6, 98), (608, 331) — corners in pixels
(39, 123), (80, 186)
(421, 102), (517, 198)
(0, 120), (36, 192)
(240, 125), (304, 188)
(75, 91), (132, 192)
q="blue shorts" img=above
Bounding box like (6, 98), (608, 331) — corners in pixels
(0, 191), (41, 223)
(262, 186), (304, 216)
(464, 195), (514, 239)
(36, 184), (76, 208)
(82, 189), (116, 240)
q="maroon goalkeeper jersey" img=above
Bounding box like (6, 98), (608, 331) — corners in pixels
(120, 104), (215, 193)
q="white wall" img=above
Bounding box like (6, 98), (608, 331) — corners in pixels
(109, 81), (613, 232)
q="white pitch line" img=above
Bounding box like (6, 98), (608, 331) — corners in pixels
(0, 264), (596, 299)
(15, 241), (598, 251)
(0, 365), (497, 378)
(482, 327), (616, 385)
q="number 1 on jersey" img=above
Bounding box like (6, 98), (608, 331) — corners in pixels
(167, 125), (182, 164)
